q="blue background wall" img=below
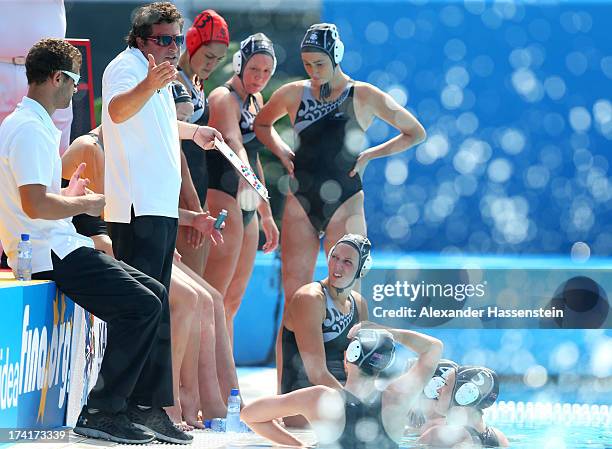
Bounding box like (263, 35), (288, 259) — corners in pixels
(322, 0), (612, 255)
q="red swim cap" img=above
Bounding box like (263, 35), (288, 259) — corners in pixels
(186, 9), (229, 57)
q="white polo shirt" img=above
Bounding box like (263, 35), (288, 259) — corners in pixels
(102, 47), (181, 223)
(0, 97), (94, 273)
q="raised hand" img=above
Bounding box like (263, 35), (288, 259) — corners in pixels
(143, 54), (177, 92)
(64, 162), (90, 197)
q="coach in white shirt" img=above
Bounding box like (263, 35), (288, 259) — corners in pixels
(0, 38), (174, 445)
(102, 2), (220, 294)
(100, 3), (219, 443)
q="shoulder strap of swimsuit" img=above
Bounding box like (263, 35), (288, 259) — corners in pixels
(178, 69), (194, 92)
(223, 82), (259, 113)
(319, 282), (336, 312)
(178, 69), (207, 109)
(342, 389), (361, 405)
(348, 293), (357, 315)
(347, 79), (356, 97)
(302, 80), (315, 102)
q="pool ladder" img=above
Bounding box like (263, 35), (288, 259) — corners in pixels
(484, 401), (611, 428)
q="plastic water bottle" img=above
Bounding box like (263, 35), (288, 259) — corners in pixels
(205, 418), (226, 432)
(204, 417), (250, 433)
(225, 388), (241, 432)
(16, 234), (32, 281)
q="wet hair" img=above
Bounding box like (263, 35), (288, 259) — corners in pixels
(126, 2), (184, 48)
(25, 38), (82, 85)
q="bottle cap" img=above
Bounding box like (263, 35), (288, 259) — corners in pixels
(204, 419), (211, 429)
(20, 234), (29, 241)
(230, 388), (240, 396)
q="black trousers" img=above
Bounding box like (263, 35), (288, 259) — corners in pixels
(33, 247), (174, 412)
(106, 214), (178, 409)
(107, 213), (178, 293)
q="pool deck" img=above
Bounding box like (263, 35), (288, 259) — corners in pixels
(4, 368), (317, 449)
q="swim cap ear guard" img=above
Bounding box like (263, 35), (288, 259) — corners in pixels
(452, 366), (499, 409)
(347, 329), (395, 376)
(328, 234), (372, 280)
(232, 33), (277, 77)
(423, 359), (459, 400)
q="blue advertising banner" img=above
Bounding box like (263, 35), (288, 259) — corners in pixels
(0, 281), (74, 429)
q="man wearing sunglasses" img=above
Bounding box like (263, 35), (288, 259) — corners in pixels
(101, 2), (222, 444)
(0, 0), (72, 267)
(0, 38), (179, 445)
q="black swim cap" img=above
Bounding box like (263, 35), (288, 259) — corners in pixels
(301, 23), (345, 102)
(233, 33), (276, 77)
(300, 23), (344, 66)
(329, 234), (372, 280)
(451, 366), (499, 409)
(346, 329), (395, 376)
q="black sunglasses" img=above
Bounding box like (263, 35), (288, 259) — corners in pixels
(145, 35), (184, 47)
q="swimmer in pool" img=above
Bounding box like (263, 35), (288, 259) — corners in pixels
(406, 359), (459, 434)
(242, 325), (443, 448)
(419, 366), (510, 447)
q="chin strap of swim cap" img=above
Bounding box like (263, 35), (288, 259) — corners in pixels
(346, 329), (395, 376)
(423, 359), (459, 400)
(319, 83), (332, 102)
(300, 23), (344, 103)
(328, 234), (372, 294)
(452, 366), (499, 409)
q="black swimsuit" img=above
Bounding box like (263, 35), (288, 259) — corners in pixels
(174, 69), (209, 207)
(62, 132), (108, 237)
(465, 426), (501, 447)
(336, 390), (398, 449)
(281, 282), (359, 393)
(292, 81), (365, 237)
(207, 84), (265, 227)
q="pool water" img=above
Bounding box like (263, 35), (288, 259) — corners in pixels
(399, 399), (611, 449)
(401, 421), (611, 449)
